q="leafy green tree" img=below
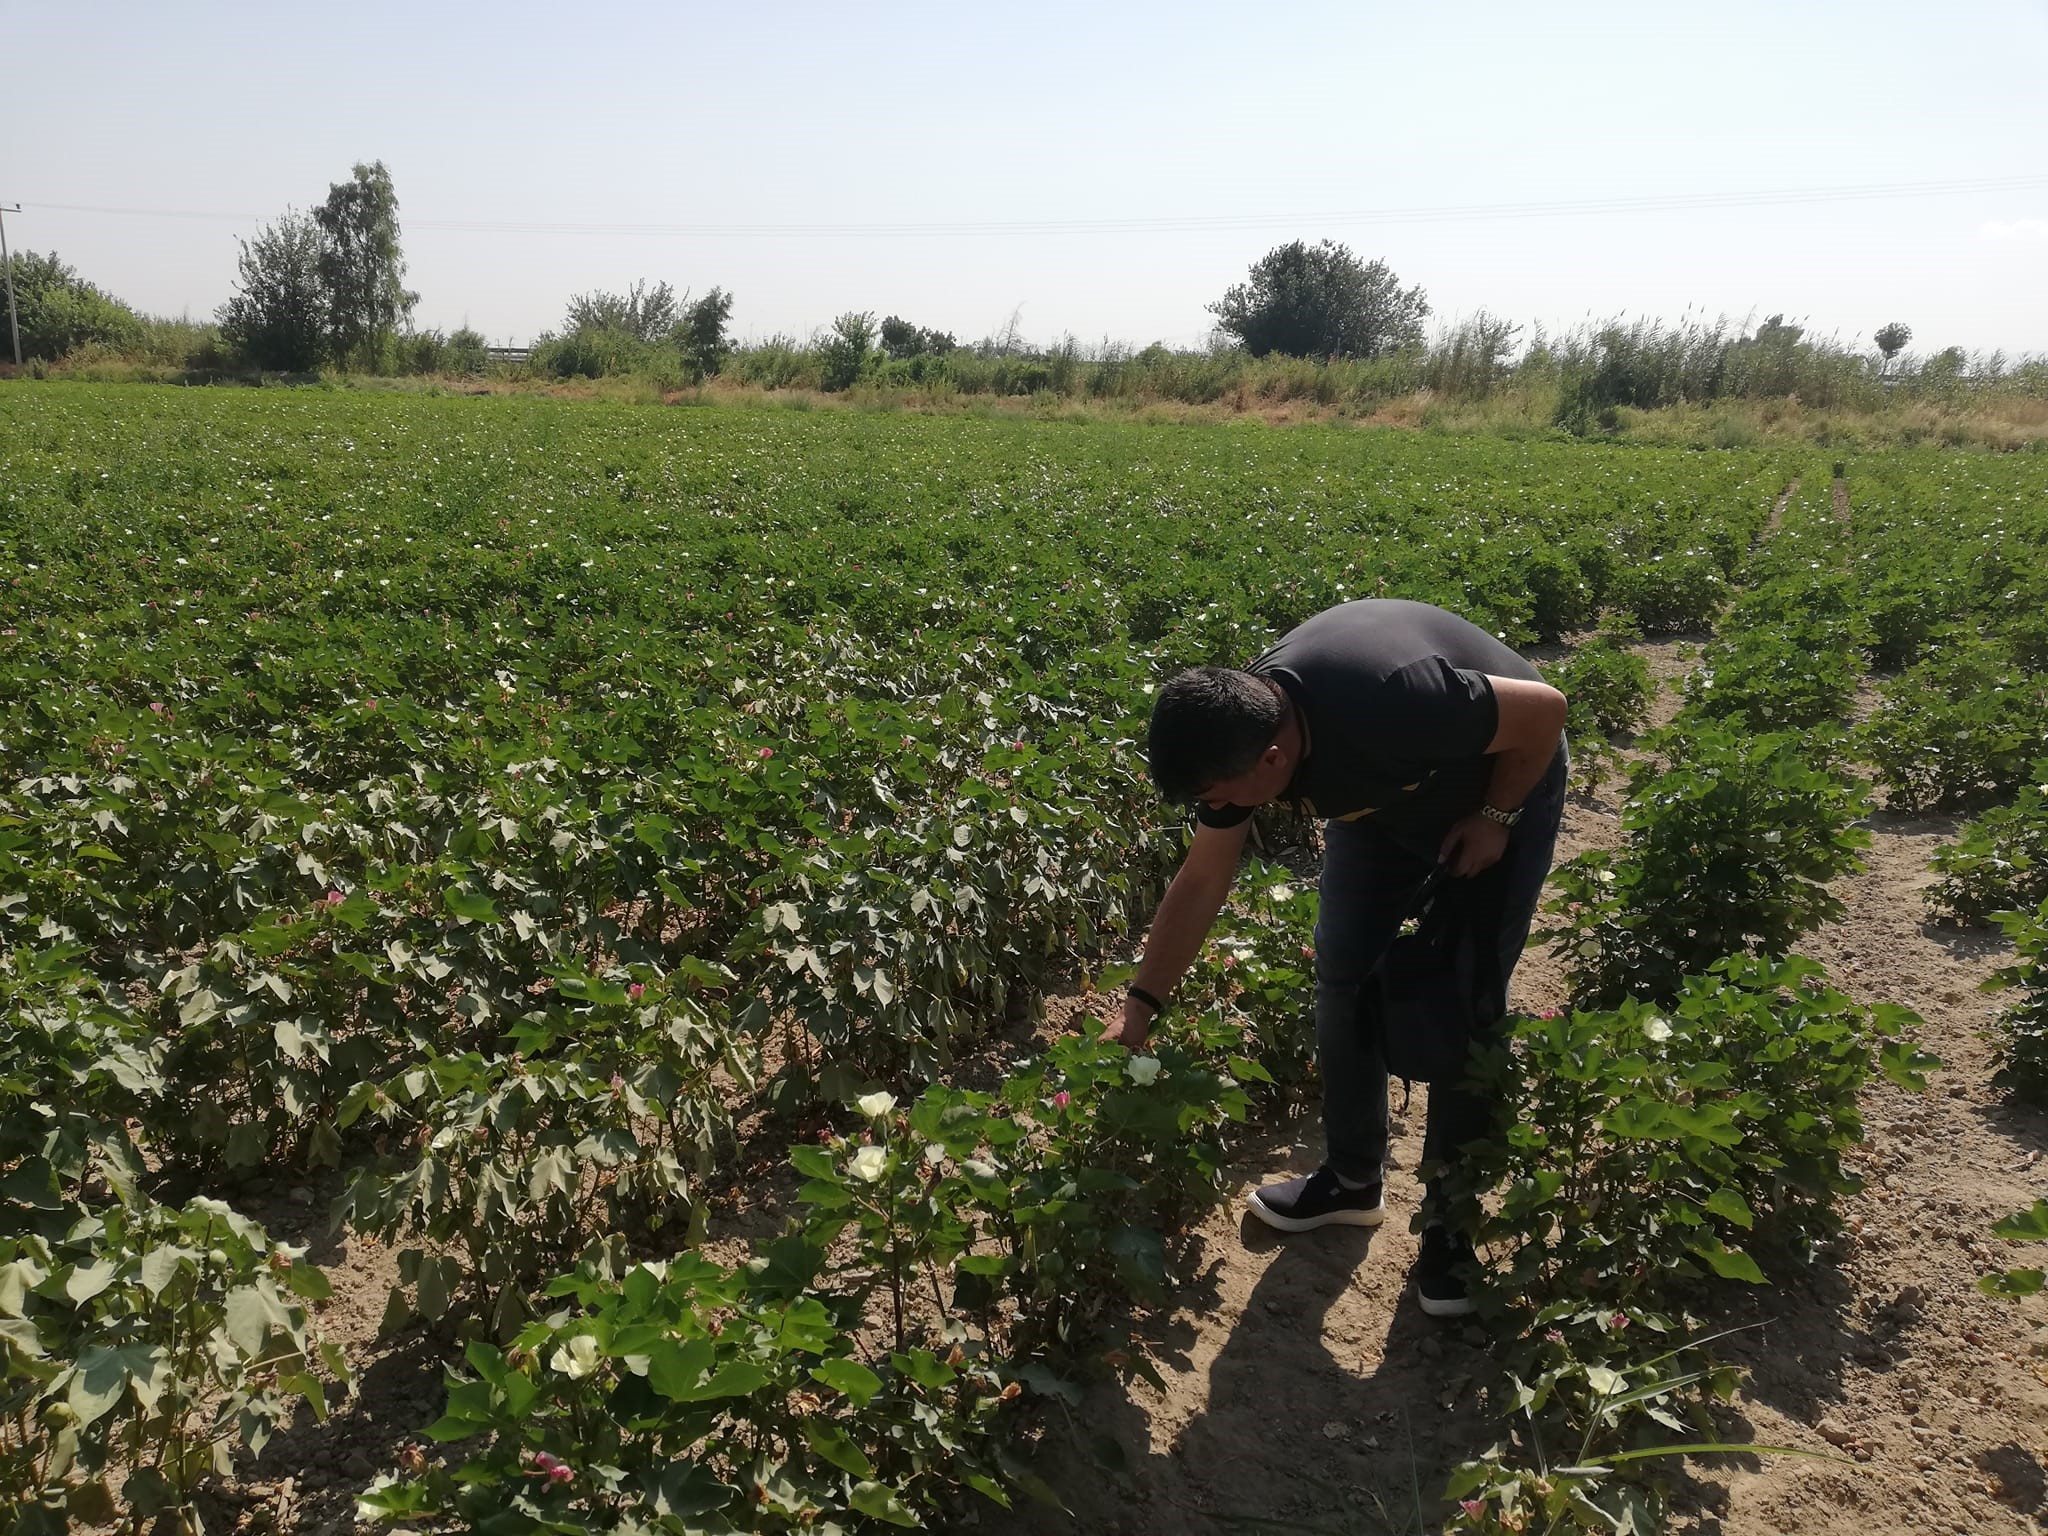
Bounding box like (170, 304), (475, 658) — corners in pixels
(217, 211), (329, 371)
(819, 311), (876, 391)
(1874, 321), (1912, 376)
(1208, 240), (1429, 359)
(1, 250), (142, 361)
(879, 316), (957, 360)
(313, 161), (417, 368)
(565, 279), (680, 343)
(677, 286), (734, 378)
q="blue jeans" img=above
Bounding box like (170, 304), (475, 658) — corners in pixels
(1313, 749), (1567, 1191)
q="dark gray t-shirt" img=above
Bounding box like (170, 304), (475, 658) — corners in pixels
(1195, 599), (1543, 840)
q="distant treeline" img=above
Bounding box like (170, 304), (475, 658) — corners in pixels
(6, 207), (2045, 438)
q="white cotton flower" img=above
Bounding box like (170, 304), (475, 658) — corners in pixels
(849, 1145), (889, 1182)
(923, 1143), (946, 1167)
(963, 1158), (997, 1180)
(856, 1091), (896, 1119)
(549, 1334), (600, 1379)
(1643, 1016), (1673, 1043)
(1126, 1055), (1162, 1086)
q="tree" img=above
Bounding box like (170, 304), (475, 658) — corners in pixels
(314, 161), (417, 368)
(1, 250), (141, 361)
(677, 287), (734, 378)
(819, 311), (876, 391)
(1208, 241), (1429, 359)
(1874, 321), (1912, 377)
(879, 316), (957, 360)
(217, 211), (329, 371)
(565, 279), (680, 343)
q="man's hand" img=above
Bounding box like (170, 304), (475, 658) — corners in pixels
(1439, 811), (1510, 878)
(1098, 996), (1156, 1049)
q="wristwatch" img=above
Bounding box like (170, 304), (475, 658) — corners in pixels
(1477, 802), (1522, 829)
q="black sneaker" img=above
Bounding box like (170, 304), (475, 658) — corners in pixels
(1415, 1225), (1478, 1318)
(1246, 1166), (1385, 1233)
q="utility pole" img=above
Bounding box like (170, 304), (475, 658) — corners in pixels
(0, 204), (20, 368)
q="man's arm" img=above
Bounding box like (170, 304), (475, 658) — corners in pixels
(1439, 674), (1568, 878)
(1103, 816), (1252, 1046)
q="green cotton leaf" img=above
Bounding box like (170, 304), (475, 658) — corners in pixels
(690, 1361), (768, 1400)
(224, 1285), (295, 1357)
(849, 1481), (920, 1527)
(810, 1357), (882, 1406)
(283, 1260), (332, 1301)
(136, 1245), (190, 1298)
(1994, 1200), (2048, 1242)
(646, 1337), (716, 1401)
(634, 813), (674, 850)
(1981, 1268), (2046, 1299)
(802, 1418), (876, 1479)
(67, 1343), (163, 1427)
(443, 887), (500, 924)
(63, 1259), (118, 1304)
(1879, 1040), (1942, 1091)
(75, 843), (122, 862)
(1703, 1188), (1754, 1230)
(1694, 1238), (1766, 1284)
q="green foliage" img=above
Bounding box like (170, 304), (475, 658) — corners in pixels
(565, 279), (680, 343)
(677, 286), (734, 379)
(3, 388), (2018, 1528)
(1980, 1200), (2048, 1299)
(1680, 565), (1862, 734)
(879, 316), (957, 360)
(314, 160), (418, 369)
(0, 944), (344, 1527)
(217, 209), (329, 371)
(356, 1251), (1014, 1532)
(820, 311), (878, 391)
(1986, 899), (2048, 1101)
(1209, 240), (1428, 359)
(1545, 722), (1871, 1008)
(1443, 958), (1933, 1530)
(1927, 766), (2048, 923)
(0, 251), (143, 363)
(443, 326), (489, 376)
(1858, 639), (2047, 813)
(1553, 635), (1653, 741)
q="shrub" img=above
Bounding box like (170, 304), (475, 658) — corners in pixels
(1858, 640), (2047, 813)
(0, 251), (143, 361)
(1606, 550), (1728, 634)
(1987, 899), (2048, 1101)
(444, 326), (489, 375)
(1553, 635), (1654, 740)
(1927, 768), (2048, 924)
(819, 312), (877, 392)
(1544, 722), (1871, 1007)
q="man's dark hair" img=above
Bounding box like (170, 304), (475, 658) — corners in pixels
(1147, 667), (1284, 802)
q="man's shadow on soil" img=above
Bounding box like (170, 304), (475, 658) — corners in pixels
(993, 1207), (1497, 1535)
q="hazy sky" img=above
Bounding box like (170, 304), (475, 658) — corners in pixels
(8, 1), (2047, 357)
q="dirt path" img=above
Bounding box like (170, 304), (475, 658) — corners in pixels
(990, 647), (2048, 1536)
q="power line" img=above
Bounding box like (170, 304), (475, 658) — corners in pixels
(17, 174), (2048, 241)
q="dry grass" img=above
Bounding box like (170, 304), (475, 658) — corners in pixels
(9, 363), (2046, 450)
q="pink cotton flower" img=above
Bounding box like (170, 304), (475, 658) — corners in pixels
(1459, 1499), (1486, 1519)
(757, 747), (774, 760)
(1052, 1091), (1071, 1110)
(627, 982), (645, 1001)
(530, 1450), (574, 1486)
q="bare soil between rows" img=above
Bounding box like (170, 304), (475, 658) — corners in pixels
(182, 642), (2048, 1536)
